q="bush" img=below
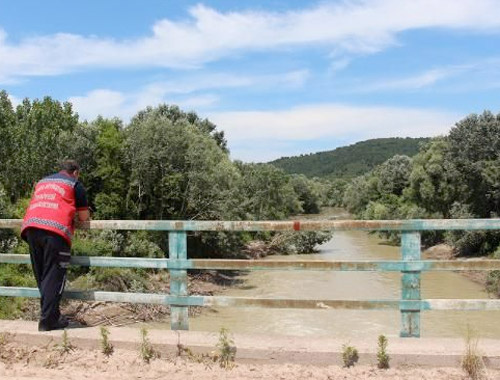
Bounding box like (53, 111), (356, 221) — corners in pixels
(139, 327), (159, 363)
(100, 326), (114, 356)
(377, 335), (390, 369)
(272, 231), (333, 254)
(461, 326), (486, 380)
(486, 270), (500, 297)
(71, 267), (149, 292)
(215, 327), (236, 369)
(123, 231), (163, 258)
(341, 344), (359, 368)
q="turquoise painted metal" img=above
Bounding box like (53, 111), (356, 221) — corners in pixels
(3, 254), (500, 271)
(400, 231), (421, 337)
(1, 218), (500, 337)
(3, 218), (500, 231)
(168, 231), (189, 330)
(2, 286), (500, 311)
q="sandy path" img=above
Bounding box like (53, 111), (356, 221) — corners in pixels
(1, 342), (496, 380)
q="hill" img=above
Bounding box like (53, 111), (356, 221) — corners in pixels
(269, 137), (430, 179)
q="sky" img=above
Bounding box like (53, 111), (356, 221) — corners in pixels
(1, 0), (499, 162)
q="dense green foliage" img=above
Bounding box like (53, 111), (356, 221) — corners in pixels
(0, 90), (334, 317)
(270, 137), (429, 179)
(341, 111), (500, 262)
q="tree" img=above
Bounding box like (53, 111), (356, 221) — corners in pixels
(92, 117), (128, 218)
(373, 155), (412, 197)
(342, 174), (378, 214)
(289, 174), (321, 214)
(235, 163), (301, 220)
(124, 105), (238, 220)
(131, 104), (227, 152)
(407, 138), (465, 218)
(447, 111), (500, 217)
(324, 178), (348, 207)
(60, 117), (129, 218)
(6, 96), (79, 201)
(0, 91), (16, 193)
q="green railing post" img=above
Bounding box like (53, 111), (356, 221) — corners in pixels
(400, 231), (421, 337)
(169, 231), (189, 330)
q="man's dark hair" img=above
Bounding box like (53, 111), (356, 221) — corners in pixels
(60, 159), (80, 174)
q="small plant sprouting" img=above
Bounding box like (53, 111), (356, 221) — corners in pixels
(461, 325), (486, 380)
(214, 327), (237, 369)
(0, 332), (8, 346)
(341, 343), (359, 368)
(58, 330), (74, 354)
(139, 327), (159, 363)
(100, 326), (114, 356)
(376, 335), (390, 369)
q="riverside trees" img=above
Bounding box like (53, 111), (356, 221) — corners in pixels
(342, 110), (500, 258)
(0, 92), (326, 258)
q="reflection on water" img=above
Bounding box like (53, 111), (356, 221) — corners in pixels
(189, 211), (500, 338)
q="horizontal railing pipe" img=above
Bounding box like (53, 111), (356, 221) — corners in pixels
(2, 218), (500, 231)
(2, 287), (500, 311)
(1, 254), (500, 271)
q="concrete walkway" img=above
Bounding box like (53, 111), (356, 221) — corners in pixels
(1, 320), (500, 368)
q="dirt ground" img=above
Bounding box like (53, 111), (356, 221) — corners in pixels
(1, 340), (497, 380)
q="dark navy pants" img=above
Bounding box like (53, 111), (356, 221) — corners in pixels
(25, 228), (70, 326)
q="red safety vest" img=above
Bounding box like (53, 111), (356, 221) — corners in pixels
(21, 174), (78, 245)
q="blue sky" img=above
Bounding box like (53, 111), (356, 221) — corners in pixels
(1, 0), (499, 162)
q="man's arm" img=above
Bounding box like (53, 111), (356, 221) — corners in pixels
(74, 182), (90, 223)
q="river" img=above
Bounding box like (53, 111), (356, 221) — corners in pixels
(187, 210), (500, 339)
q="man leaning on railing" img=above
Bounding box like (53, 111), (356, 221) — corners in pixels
(20, 160), (90, 331)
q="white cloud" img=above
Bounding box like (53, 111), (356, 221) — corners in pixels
(389, 69), (456, 89)
(144, 69), (309, 95)
(69, 69), (307, 121)
(1, 0), (500, 81)
(357, 67), (464, 92)
(207, 104), (461, 161)
(70, 89), (127, 120)
(7, 93), (21, 107)
(69, 84), (462, 162)
(69, 88), (219, 121)
(351, 58), (500, 92)
(329, 58), (351, 73)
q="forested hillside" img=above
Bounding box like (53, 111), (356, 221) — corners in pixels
(270, 137), (430, 179)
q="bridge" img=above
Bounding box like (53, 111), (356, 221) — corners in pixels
(1, 218), (500, 339)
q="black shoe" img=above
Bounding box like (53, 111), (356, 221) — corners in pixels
(38, 316), (70, 332)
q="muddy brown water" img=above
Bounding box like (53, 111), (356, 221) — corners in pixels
(161, 209), (500, 339)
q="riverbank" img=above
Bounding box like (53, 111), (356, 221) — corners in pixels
(423, 243), (492, 294)
(2, 321), (500, 379)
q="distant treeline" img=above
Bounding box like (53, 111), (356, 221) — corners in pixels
(270, 137), (430, 179)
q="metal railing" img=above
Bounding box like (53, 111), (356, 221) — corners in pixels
(1, 218), (500, 337)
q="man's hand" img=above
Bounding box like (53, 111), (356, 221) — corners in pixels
(77, 209), (90, 222)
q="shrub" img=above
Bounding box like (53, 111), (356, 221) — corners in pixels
(486, 270), (500, 298)
(376, 335), (390, 369)
(461, 326), (486, 380)
(341, 344), (359, 368)
(100, 326), (114, 356)
(214, 327), (236, 369)
(57, 330), (74, 354)
(139, 327), (159, 363)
